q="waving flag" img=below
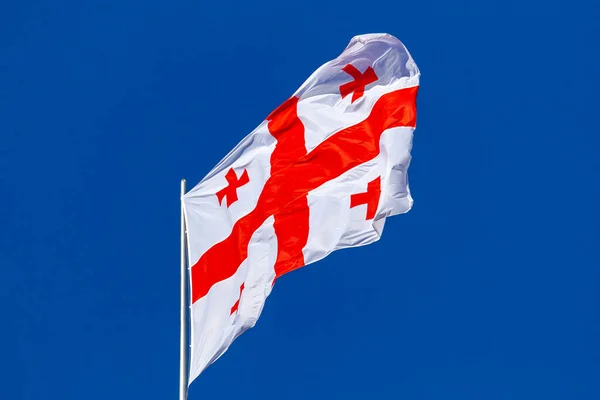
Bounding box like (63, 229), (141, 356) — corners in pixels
(182, 33), (420, 383)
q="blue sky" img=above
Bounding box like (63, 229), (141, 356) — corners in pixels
(2, 1), (599, 399)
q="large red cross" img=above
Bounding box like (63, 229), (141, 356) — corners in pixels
(216, 168), (250, 207)
(191, 85), (418, 304)
(350, 176), (381, 220)
(339, 64), (379, 103)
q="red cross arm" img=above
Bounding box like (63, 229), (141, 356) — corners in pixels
(230, 283), (245, 315)
(266, 97), (311, 279)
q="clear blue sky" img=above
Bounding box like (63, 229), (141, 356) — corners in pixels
(2, 1), (599, 399)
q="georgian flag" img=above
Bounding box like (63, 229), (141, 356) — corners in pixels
(182, 33), (420, 383)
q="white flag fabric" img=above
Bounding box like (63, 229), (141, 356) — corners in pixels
(182, 33), (420, 383)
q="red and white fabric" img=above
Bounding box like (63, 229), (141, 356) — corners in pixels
(182, 33), (420, 383)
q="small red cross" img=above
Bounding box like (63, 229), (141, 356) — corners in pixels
(216, 168), (250, 207)
(339, 64), (378, 103)
(230, 283), (245, 315)
(350, 176), (381, 220)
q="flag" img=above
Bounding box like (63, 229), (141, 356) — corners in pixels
(182, 33), (420, 383)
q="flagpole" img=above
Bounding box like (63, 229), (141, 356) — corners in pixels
(180, 179), (188, 400)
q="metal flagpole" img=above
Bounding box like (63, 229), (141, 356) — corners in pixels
(180, 179), (188, 400)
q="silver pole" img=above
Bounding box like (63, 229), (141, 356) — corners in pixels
(179, 179), (188, 400)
